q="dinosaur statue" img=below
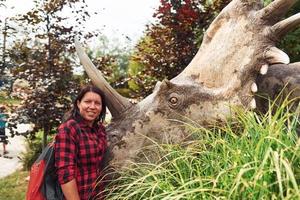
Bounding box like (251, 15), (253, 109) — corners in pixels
(75, 0), (300, 169)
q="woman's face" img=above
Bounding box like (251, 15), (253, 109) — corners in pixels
(77, 91), (102, 125)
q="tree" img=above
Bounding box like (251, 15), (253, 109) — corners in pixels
(8, 0), (94, 147)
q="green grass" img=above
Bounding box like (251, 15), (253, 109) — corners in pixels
(102, 99), (300, 199)
(0, 170), (29, 200)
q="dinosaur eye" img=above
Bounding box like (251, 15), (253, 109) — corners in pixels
(169, 97), (178, 105)
(167, 93), (182, 109)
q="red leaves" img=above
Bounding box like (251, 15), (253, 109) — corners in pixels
(155, 0), (172, 19)
(177, 0), (199, 26)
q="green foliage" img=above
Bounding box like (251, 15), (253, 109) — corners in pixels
(281, 29), (300, 62)
(21, 130), (54, 170)
(103, 100), (300, 199)
(263, 0), (272, 6)
(0, 170), (28, 200)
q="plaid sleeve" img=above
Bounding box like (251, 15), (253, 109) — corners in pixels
(54, 122), (77, 184)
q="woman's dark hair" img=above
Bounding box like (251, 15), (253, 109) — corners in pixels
(64, 85), (107, 123)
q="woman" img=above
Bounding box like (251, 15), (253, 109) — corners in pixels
(55, 85), (107, 200)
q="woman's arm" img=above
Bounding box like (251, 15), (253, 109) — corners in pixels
(55, 123), (80, 199)
(61, 179), (80, 200)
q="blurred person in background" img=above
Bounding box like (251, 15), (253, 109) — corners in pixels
(0, 105), (8, 156)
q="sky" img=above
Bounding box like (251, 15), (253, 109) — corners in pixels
(0, 0), (160, 45)
(84, 0), (160, 43)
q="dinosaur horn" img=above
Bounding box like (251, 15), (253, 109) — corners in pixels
(260, 0), (296, 20)
(272, 13), (300, 39)
(75, 38), (132, 118)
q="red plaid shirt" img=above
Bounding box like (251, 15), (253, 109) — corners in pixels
(54, 115), (107, 200)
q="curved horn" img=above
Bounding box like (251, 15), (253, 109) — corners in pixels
(271, 13), (300, 39)
(75, 38), (132, 118)
(260, 0), (296, 20)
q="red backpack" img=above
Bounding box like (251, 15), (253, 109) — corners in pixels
(26, 142), (64, 200)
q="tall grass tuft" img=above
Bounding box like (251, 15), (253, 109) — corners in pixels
(102, 99), (300, 200)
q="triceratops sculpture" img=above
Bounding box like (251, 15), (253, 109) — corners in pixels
(75, 0), (300, 169)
